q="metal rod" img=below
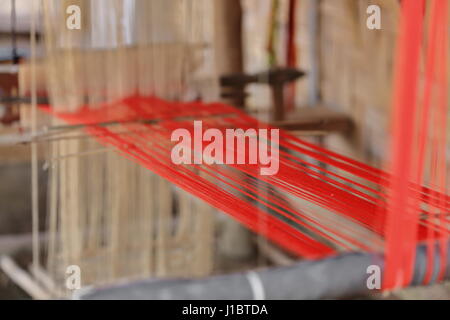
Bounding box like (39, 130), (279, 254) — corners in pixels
(30, 0), (40, 278)
(0, 96), (49, 105)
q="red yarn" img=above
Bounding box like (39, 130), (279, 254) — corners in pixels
(40, 91), (449, 269)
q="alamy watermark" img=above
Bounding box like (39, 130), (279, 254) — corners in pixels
(66, 3), (381, 31)
(66, 5), (81, 30)
(367, 5), (382, 30)
(65, 265), (82, 291)
(366, 265), (381, 290)
(171, 121), (280, 176)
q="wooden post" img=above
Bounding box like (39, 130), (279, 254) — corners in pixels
(214, 0), (245, 108)
(214, 0), (243, 77)
(214, 0), (254, 261)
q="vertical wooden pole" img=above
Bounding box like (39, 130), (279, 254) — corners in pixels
(214, 0), (243, 77)
(30, 0), (40, 278)
(214, 0), (245, 108)
(308, 0), (321, 107)
(214, 0), (255, 261)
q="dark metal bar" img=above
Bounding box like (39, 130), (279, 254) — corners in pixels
(0, 96), (49, 105)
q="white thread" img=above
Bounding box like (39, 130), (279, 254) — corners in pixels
(246, 271), (265, 300)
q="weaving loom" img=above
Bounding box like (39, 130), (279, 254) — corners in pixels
(4, 0), (448, 299)
(28, 0), (218, 294)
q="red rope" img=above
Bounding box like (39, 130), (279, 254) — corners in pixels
(286, 0), (298, 111)
(384, 0), (449, 290)
(41, 93), (449, 267)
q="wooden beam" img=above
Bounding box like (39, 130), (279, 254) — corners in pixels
(0, 255), (50, 300)
(270, 106), (354, 134)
